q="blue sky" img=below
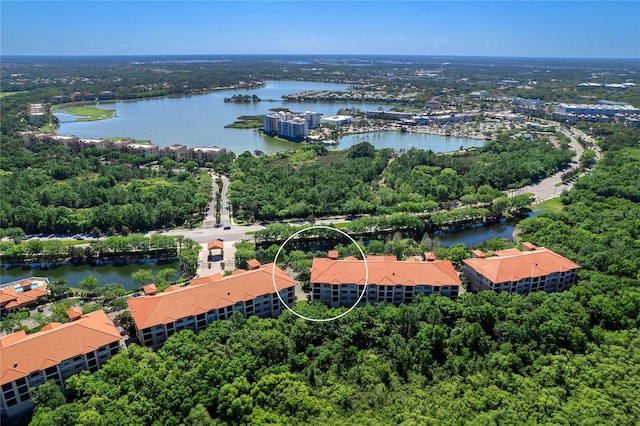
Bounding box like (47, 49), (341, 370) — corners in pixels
(1, 1), (638, 58)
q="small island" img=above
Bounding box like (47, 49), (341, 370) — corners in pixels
(55, 106), (117, 122)
(223, 94), (261, 103)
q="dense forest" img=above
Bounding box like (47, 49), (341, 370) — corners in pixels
(228, 138), (572, 222)
(26, 124), (640, 425)
(0, 140), (212, 234)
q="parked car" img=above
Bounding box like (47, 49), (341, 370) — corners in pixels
(223, 226), (231, 230)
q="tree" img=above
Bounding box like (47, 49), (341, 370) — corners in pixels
(185, 160), (199, 172)
(3, 227), (25, 244)
(79, 275), (99, 293)
(234, 240), (256, 269)
(31, 380), (65, 410)
(491, 196), (511, 216)
(132, 269), (154, 286)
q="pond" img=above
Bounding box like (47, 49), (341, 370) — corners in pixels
(425, 210), (543, 247)
(0, 259), (182, 291)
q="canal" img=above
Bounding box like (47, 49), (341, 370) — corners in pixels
(0, 259), (182, 291)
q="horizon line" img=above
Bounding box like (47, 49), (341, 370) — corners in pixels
(1, 53), (639, 61)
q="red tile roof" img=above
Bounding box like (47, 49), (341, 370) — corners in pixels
(247, 259), (261, 270)
(462, 246), (580, 284)
(0, 310), (120, 386)
(311, 258), (461, 287)
(207, 240), (224, 250)
(66, 306), (83, 321)
(127, 264), (296, 330)
(424, 252), (437, 261)
(143, 284), (157, 295)
(190, 273), (223, 286)
(0, 279), (48, 310)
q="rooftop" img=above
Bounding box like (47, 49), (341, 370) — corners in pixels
(127, 264), (296, 330)
(463, 246), (580, 283)
(0, 279), (48, 310)
(0, 310), (120, 386)
(311, 256), (461, 287)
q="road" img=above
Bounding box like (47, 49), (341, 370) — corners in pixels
(508, 125), (602, 203)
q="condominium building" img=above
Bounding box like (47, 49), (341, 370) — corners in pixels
(263, 110), (320, 140)
(162, 144), (188, 162)
(277, 117), (308, 141)
(127, 262), (296, 348)
(26, 104), (47, 122)
(310, 254), (462, 308)
(303, 111), (322, 129)
(0, 279), (49, 317)
(0, 310), (121, 421)
(189, 146), (227, 164)
(263, 112), (287, 135)
(463, 243), (580, 294)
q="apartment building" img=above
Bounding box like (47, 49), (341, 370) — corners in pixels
(127, 263), (296, 348)
(0, 310), (121, 421)
(26, 104), (47, 122)
(263, 110), (321, 140)
(310, 254), (462, 308)
(189, 146), (227, 164)
(463, 243), (580, 294)
(278, 117), (308, 141)
(163, 144), (188, 162)
(0, 279), (48, 317)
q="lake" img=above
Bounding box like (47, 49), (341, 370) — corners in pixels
(0, 260), (182, 291)
(54, 80), (483, 154)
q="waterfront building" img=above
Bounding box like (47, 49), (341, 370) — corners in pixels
(310, 254), (461, 308)
(303, 111), (322, 129)
(127, 142), (160, 157)
(127, 262), (296, 348)
(278, 117), (308, 141)
(0, 310), (121, 421)
(0, 278), (48, 317)
(26, 104), (47, 122)
(320, 115), (353, 126)
(163, 144), (188, 162)
(463, 243), (580, 295)
(263, 112), (288, 136)
(189, 146), (227, 164)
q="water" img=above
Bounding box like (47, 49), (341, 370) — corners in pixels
(54, 80), (482, 155)
(426, 210), (543, 247)
(339, 131), (484, 152)
(0, 260), (182, 291)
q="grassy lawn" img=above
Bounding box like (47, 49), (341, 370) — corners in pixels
(0, 92), (19, 99)
(59, 106), (116, 122)
(534, 197), (564, 211)
(61, 240), (91, 246)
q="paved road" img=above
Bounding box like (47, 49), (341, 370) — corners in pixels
(508, 125), (602, 203)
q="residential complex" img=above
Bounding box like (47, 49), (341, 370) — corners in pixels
(310, 253), (462, 308)
(16, 132), (226, 165)
(463, 243), (580, 294)
(552, 102), (640, 125)
(262, 111), (322, 141)
(127, 262), (296, 348)
(0, 279), (49, 317)
(0, 310), (121, 421)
